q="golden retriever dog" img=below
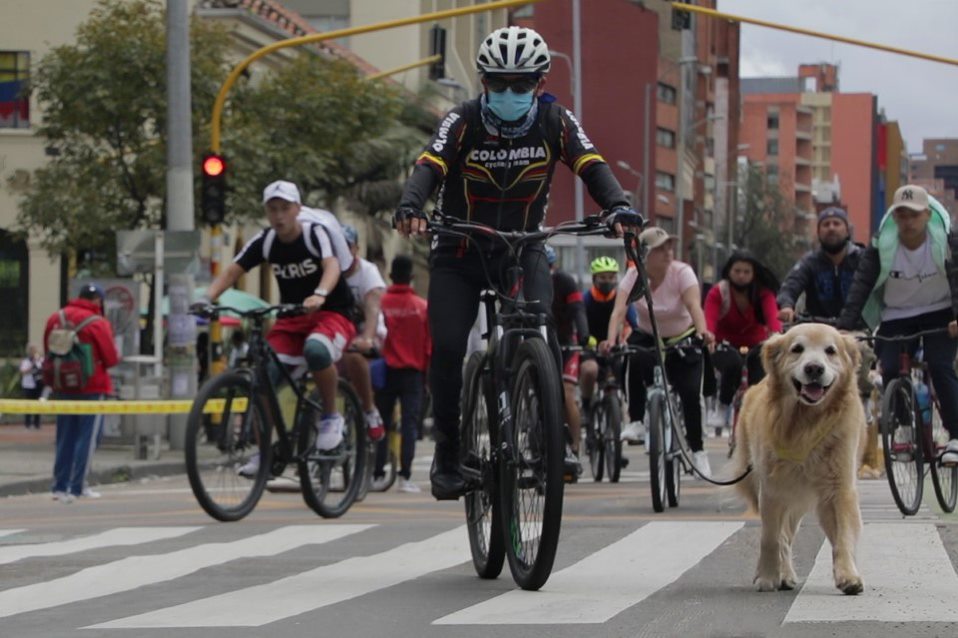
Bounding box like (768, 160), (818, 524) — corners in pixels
(730, 323), (864, 595)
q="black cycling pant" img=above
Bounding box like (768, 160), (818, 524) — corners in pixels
(625, 331), (704, 452)
(711, 345), (765, 405)
(428, 246), (556, 456)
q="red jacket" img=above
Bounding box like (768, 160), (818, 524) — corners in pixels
(381, 284), (431, 372)
(704, 284), (781, 349)
(44, 298), (119, 394)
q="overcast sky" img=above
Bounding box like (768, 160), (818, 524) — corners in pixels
(718, 0), (958, 153)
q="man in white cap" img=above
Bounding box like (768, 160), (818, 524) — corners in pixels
(202, 180), (357, 475)
(838, 184), (958, 464)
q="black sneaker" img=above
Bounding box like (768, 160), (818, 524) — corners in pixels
(430, 454), (467, 501)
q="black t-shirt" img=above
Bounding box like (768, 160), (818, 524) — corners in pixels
(233, 222), (353, 316)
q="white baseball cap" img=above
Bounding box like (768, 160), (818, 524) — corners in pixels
(262, 180), (301, 205)
(891, 184), (929, 212)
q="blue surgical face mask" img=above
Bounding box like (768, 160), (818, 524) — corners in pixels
(486, 88), (535, 122)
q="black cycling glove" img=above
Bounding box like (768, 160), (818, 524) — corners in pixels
(393, 206), (428, 228)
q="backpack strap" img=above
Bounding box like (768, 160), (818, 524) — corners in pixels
(73, 314), (101, 334)
(718, 280), (731, 320)
(57, 309), (71, 329)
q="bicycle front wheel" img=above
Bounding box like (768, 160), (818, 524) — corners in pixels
(298, 379), (367, 518)
(665, 399), (682, 508)
(500, 338), (565, 591)
(603, 393), (622, 483)
(647, 393), (667, 513)
(930, 409), (958, 513)
(185, 371), (271, 522)
(462, 352), (505, 579)
(881, 378), (923, 516)
(589, 400), (605, 482)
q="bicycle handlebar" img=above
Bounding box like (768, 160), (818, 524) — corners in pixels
(189, 303), (306, 321)
(860, 328), (949, 343)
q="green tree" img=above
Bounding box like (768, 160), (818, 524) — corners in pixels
(9, 0), (232, 272)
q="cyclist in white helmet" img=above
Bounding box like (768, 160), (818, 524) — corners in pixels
(394, 26), (642, 500)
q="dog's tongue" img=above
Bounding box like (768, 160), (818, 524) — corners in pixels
(802, 383), (825, 402)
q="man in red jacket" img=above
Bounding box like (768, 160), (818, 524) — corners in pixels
(44, 284), (119, 503)
(372, 256), (431, 493)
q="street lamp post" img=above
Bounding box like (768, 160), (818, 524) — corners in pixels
(617, 160), (643, 209)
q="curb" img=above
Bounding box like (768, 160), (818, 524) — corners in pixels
(0, 461), (186, 498)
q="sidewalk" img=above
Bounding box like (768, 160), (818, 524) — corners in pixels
(0, 422), (184, 497)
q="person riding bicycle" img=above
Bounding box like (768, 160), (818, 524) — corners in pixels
(601, 227), (715, 477)
(340, 223), (387, 442)
(202, 180), (356, 475)
(836, 184), (958, 465)
(546, 245), (589, 476)
(705, 250), (781, 433)
(394, 26), (641, 500)
(579, 256), (638, 434)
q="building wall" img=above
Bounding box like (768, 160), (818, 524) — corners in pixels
(831, 92), (876, 235)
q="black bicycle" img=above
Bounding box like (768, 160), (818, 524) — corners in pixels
(185, 304), (366, 521)
(574, 349), (625, 484)
(439, 213), (630, 591)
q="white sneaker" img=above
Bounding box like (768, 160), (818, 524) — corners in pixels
(370, 475), (391, 491)
(52, 490), (68, 501)
(237, 452), (261, 478)
(692, 450), (712, 479)
(706, 406), (725, 429)
(398, 478), (421, 493)
(316, 414), (345, 451)
(621, 420), (645, 443)
(942, 439), (958, 466)
(59, 493), (76, 504)
(81, 487), (102, 499)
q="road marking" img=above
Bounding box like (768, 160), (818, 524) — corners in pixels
(0, 527), (200, 566)
(435, 521), (743, 625)
(93, 526), (471, 628)
(0, 530), (26, 541)
(785, 522), (958, 623)
(0, 525), (370, 620)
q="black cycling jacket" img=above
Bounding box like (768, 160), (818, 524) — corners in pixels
(776, 242), (863, 319)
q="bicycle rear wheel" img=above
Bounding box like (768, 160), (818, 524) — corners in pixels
(588, 401), (605, 482)
(185, 371), (271, 522)
(500, 338), (565, 591)
(298, 379), (367, 518)
(647, 393), (667, 513)
(929, 408), (958, 513)
(603, 393), (622, 483)
(880, 378), (923, 516)
(462, 352), (505, 579)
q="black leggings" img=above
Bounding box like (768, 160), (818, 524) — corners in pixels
(625, 331), (705, 452)
(710, 345), (765, 405)
(427, 246), (556, 455)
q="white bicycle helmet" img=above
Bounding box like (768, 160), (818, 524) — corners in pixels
(476, 26), (551, 75)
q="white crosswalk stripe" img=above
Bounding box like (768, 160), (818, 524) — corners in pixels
(0, 526), (200, 566)
(434, 521), (743, 625)
(92, 526), (471, 628)
(785, 522), (958, 623)
(0, 525), (371, 619)
(0, 529), (26, 541)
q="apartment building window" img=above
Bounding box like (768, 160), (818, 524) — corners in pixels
(655, 171), (675, 192)
(766, 164), (779, 183)
(767, 139), (779, 156)
(656, 127), (675, 148)
(0, 51), (30, 129)
(767, 114), (779, 130)
(657, 82), (677, 105)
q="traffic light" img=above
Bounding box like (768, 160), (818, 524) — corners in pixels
(429, 24), (446, 81)
(671, 6), (691, 30)
(201, 152), (226, 225)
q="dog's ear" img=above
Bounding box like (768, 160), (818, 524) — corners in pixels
(761, 333), (787, 374)
(841, 333), (862, 369)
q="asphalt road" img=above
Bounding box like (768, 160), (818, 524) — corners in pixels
(2, 441), (957, 638)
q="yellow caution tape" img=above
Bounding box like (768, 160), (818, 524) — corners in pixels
(0, 398), (248, 415)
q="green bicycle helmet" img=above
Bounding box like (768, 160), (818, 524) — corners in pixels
(590, 256), (619, 275)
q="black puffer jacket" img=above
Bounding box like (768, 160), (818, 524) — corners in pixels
(777, 242), (864, 320)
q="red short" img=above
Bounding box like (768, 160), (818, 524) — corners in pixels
(267, 311), (356, 366)
(562, 350), (580, 384)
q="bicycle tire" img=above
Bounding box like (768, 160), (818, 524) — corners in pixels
(500, 338), (565, 591)
(298, 379), (367, 518)
(603, 393), (622, 483)
(880, 378), (923, 516)
(369, 431), (399, 493)
(462, 352), (505, 579)
(185, 371), (271, 522)
(588, 400), (605, 482)
(647, 393), (667, 513)
(929, 408), (958, 513)
(666, 399), (682, 508)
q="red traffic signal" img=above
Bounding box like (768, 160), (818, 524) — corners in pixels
(202, 154), (225, 177)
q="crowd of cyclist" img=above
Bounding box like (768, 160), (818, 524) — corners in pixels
(194, 24), (958, 506)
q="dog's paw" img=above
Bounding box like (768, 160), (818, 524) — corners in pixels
(754, 575), (779, 592)
(778, 577), (797, 591)
(836, 575), (863, 595)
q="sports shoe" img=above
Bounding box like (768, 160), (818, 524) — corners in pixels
(430, 446), (467, 501)
(563, 445), (582, 481)
(706, 405), (725, 429)
(621, 420), (645, 444)
(365, 409), (385, 442)
(237, 451), (261, 478)
(370, 474), (391, 491)
(316, 413), (345, 451)
(692, 450), (712, 479)
(52, 490), (68, 501)
(398, 478), (421, 493)
(58, 492), (76, 504)
(81, 487), (102, 499)
(942, 439), (958, 466)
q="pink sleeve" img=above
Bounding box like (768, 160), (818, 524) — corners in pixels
(762, 289), (782, 333)
(618, 267), (638, 294)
